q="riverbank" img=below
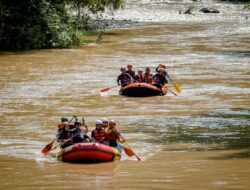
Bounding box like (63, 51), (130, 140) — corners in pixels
(84, 0), (249, 32)
(83, 19), (144, 31)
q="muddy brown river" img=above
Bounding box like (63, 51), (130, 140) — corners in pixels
(0, 0), (250, 190)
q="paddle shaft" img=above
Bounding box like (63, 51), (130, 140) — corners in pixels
(100, 85), (119, 92)
(168, 89), (177, 96)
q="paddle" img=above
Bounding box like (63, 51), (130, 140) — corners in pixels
(118, 142), (141, 161)
(115, 128), (141, 161)
(43, 129), (82, 155)
(168, 89), (177, 96)
(41, 115), (76, 155)
(100, 85), (119, 92)
(41, 139), (55, 154)
(166, 73), (181, 93)
(43, 138), (70, 155)
(43, 140), (66, 155)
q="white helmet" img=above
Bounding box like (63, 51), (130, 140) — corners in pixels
(96, 120), (102, 125)
(101, 118), (108, 123)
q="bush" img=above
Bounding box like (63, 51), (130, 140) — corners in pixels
(0, 0), (123, 50)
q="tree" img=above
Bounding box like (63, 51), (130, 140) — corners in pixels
(0, 0), (123, 50)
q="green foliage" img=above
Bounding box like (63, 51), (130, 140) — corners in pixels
(244, 3), (250, 10)
(66, 0), (124, 25)
(67, 0), (123, 12)
(0, 0), (123, 50)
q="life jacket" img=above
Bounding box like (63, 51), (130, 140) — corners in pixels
(126, 70), (135, 79)
(105, 129), (118, 141)
(144, 73), (153, 83)
(92, 128), (105, 142)
(135, 74), (144, 83)
(57, 128), (72, 142)
(71, 128), (83, 144)
(57, 122), (69, 128)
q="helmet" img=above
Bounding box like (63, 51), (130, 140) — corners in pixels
(96, 120), (102, 125)
(74, 121), (81, 125)
(101, 118), (108, 123)
(109, 120), (116, 129)
(109, 120), (116, 125)
(127, 64), (133, 68)
(61, 117), (68, 122)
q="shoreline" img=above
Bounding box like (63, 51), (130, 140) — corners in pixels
(83, 19), (148, 31)
(83, 0), (249, 31)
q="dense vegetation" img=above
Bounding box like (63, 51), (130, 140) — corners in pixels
(0, 0), (123, 50)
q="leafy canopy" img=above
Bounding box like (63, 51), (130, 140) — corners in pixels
(0, 0), (124, 50)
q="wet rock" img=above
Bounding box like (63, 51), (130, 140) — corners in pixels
(199, 8), (220, 13)
(83, 19), (142, 31)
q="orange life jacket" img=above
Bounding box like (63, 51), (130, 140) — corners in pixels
(144, 73), (153, 83)
(105, 129), (118, 141)
(92, 128), (105, 142)
(57, 122), (69, 128)
(135, 74), (144, 83)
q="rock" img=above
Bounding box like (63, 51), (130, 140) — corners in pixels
(199, 8), (220, 13)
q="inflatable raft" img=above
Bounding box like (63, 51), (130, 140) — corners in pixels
(57, 142), (121, 163)
(119, 83), (168, 97)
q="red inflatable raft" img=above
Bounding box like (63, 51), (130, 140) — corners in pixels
(119, 83), (168, 97)
(57, 142), (121, 163)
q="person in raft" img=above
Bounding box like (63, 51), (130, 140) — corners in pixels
(81, 117), (90, 137)
(105, 120), (125, 148)
(144, 67), (153, 84)
(153, 68), (168, 88)
(91, 120), (106, 143)
(57, 116), (91, 148)
(57, 117), (74, 148)
(134, 68), (145, 83)
(126, 64), (135, 79)
(57, 116), (69, 136)
(155, 64), (168, 76)
(117, 67), (133, 87)
(101, 118), (109, 129)
(71, 120), (91, 144)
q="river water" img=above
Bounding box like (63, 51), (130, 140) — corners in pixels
(0, 0), (250, 189)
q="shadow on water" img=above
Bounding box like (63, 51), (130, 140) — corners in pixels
(209, 150), (250, 160)
(125, 108), (250, 158)
(216, 51), (250, 58)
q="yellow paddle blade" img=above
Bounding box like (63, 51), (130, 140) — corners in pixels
(173, 83), (181, 93)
